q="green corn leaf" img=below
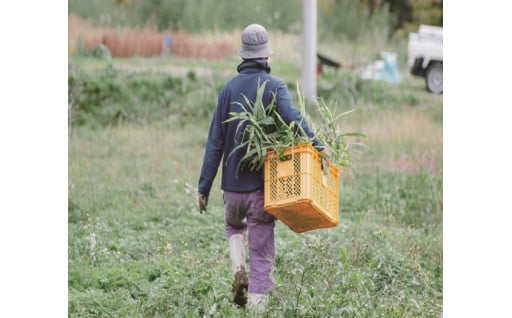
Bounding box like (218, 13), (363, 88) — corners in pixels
(341, 132), (367, 138)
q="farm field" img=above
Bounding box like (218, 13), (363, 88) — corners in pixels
(68, 54), (443, 317)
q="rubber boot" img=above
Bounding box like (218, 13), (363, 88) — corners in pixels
(228, 234), (246, 274)
(229, 234), (248, 306)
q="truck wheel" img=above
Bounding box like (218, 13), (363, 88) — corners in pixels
(425, 62), (443, 94)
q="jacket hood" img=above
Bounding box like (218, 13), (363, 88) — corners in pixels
(237, 59), (271, 74)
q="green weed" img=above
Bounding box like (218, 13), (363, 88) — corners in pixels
(68, 61), (218, 129)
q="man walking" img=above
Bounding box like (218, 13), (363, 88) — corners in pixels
(197, 23), (321, 310)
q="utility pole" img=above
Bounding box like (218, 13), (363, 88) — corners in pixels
(302, 0), (317, 103)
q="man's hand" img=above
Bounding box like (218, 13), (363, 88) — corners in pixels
(320, 148), (331, 165)
(198, 193), (208, 214)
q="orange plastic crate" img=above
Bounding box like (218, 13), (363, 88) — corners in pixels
(264, 144), (340, 233)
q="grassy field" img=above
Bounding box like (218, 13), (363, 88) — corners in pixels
(68, 54), (442, 317)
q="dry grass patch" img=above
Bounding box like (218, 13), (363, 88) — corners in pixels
(68, 15), (234, 59)
(349, 107), (442, 174)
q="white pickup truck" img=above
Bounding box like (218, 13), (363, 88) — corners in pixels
(407, 25), (443, 94)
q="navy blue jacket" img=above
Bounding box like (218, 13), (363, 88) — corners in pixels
(198, 59), (321, 197)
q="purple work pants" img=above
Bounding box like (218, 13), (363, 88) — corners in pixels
(224, 190), (275, 294)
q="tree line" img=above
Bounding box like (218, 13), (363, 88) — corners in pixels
(69, 0), (442, 40)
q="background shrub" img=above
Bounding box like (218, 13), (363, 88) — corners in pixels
(68, 62), (218, 129)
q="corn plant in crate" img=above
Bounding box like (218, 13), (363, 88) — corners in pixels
(225, 80), (313, 173)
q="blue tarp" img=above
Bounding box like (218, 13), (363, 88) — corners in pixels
(361, 51), (402, 83)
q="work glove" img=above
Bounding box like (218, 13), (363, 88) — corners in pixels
(198, 193), (208, 214)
